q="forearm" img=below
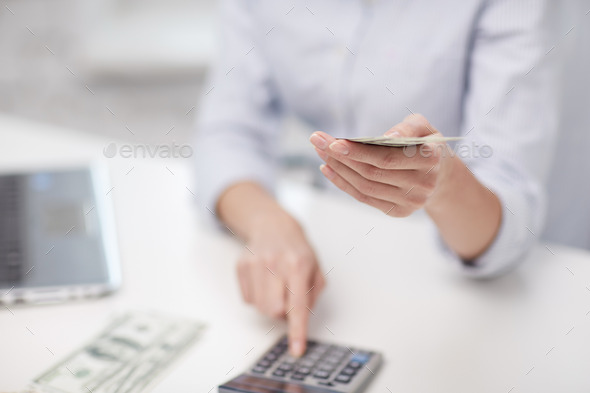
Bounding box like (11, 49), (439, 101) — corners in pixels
(425, 156), (502, 261)
(217, 181), (299, 241)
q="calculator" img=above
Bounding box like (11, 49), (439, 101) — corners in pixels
(219, 336), (382, 393)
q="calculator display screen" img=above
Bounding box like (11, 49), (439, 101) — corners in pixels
(223, 375), (337, 393)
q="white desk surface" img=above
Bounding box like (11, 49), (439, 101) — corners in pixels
(1, 115), (590, 393)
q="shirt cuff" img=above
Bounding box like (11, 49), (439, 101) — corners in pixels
(433, 172), (541, 279)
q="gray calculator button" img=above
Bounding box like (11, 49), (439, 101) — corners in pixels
(335, 374), (352, 383)
(348, 361), (362, 369)
(278, 363), (294, 372)
(341, 367), (356, 376)
(252, 366), (266, 373)
(318, 364), (334, 372)
(296, 367), (311, 375)
(308, 354), (322, 361)
(300, 360), (315, 368)
(273, 370), (286, 377)
(313, 370), (331, 379)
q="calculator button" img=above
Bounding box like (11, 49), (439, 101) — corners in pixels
(318, 364), (335, 372)
(252, 366), (267, 374)
(272, 370), (286, 377)
(335, 374), (352, 383)
(265, 353), (278, 361)
(299, 360), (315, 368)
(351, 353), (370, 364)
(341, 367), (356, 376)
(313, 370), (331, 379)
(296, 367), (311, 375)
(291, 374), (306, 381)
(348, 361), (362, 369)
(278, 363), (294, 372)
(271, 347), (285, 355)
(318, 381), (335, 387)
(332, 348), (348, 355)
(258, 360), (271, 368)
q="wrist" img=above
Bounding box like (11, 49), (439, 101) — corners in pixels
(248, 207), (302, 241)
(218, 182), (301, 240)
(425, 154), (464, 215)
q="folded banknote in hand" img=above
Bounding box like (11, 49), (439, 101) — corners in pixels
(340, 135), (463, 147)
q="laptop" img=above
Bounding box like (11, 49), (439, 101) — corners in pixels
(0, 165), (121, 305)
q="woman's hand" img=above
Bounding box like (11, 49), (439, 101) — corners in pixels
(310, 114), (456, 217)
(237, 213), (325, 356)
(218, 182), (325, 357)
(310, 113), (502, 261)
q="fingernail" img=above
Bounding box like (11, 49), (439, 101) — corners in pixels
(329, 141), (349, 155)
(290, 339), (304, 357)
(320, 164), (334, 179)
(310, 133), (328, 150)
(384, 130), (401, 137)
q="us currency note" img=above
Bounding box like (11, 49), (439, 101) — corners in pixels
(341, 135), (462, 147)
(31, 312), (206, 393)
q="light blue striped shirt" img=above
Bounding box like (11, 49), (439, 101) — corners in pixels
(195, 0), (563, 277)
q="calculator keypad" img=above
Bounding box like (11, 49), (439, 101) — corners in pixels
(249, 336), (373, 386)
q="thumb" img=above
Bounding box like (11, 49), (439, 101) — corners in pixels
(384, 113), (439, 138)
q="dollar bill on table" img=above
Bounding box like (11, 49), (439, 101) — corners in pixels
(341, 135), (463, 147)
(30, 311), (206, 393)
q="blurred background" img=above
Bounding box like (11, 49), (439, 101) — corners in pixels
(0, 0), (215, 147)
(0, 0), (589, 169)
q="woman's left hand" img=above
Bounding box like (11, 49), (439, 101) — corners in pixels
(310, 114), (457, 217)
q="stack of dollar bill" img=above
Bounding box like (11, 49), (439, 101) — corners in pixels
(28, 312), (206, 393)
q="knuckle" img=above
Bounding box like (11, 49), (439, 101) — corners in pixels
(270, 304), (286, 319)
(389, 206), (411, 217)
(264, 257), (279, 272)
(407, 193), (427, 209)
(427, 151), (441, 166)
(355, 192), (371, 204)
(428, 165), (440, 178)
(287, 255), (310, 271)
(357, 179), (376, 196)
(421, 174), (437, 191)
(382, 205), (396, 216)
(396, 207), (413, 218)
(366, 165), (384, 181)
(381, 151), (399, 168)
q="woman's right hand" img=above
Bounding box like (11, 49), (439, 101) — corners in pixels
(218, 182), (325, 357)
(236, 211), (325, 357)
